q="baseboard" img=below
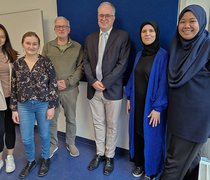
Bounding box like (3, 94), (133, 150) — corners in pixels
(57, 131), (129, 156)
(18, 126), (129, 156)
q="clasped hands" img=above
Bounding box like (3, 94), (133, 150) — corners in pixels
(57, 80), (67, 91)
(92, 81), (105, 91)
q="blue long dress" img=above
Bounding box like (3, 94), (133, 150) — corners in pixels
(126, 47), (168, 176)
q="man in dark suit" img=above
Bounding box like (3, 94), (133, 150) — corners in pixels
(84, 1), (131, 176)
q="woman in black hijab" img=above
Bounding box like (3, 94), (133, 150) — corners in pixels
(126, 22), (168, 179)
(161, 4), (210, 180)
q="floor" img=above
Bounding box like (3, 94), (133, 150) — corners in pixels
(0, 126), (150, 180)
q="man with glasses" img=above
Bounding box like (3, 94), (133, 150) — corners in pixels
(84, 2), (130, 175)
(42, 16), (83, 158)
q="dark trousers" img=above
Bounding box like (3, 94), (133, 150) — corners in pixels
(0, 97), (16, 152)
(134, 132), (145, 167)
(160, 135), (203, 180)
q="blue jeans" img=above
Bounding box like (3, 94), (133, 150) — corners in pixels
(18, 100), (50, 161)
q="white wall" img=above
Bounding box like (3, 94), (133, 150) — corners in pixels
(0, 9), (45, 57)
(0, 0), (57, 44)
(58, 82), (130, 149)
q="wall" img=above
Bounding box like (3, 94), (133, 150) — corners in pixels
(58, 82), (130, 149)
(0, 9), (45, 57)
(57, 0), (179, 83)
(57, 0), (179, 51)
(0, 0), (57, 44)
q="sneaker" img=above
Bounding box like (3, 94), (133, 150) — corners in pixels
(66, 145), (80, 157)
(5, 155), (15, 173)
(0, 160), (4, 171)
(145, 175), (156, 180)
(19, 160), (36, 179)
(132, 166), (144, 177)
(49, 146), (58, 158)
(38, 158), (50, 177)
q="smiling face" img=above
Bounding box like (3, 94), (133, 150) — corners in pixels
(54, 18), (70, 39)
(0, 28), (6, 49)
(22, 36), (40, 56)
(141, 24), (156, 45)
(98, 3), (115, 32)
(178, 11), (199, 40)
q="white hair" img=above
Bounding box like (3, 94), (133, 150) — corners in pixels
(54, 16), (70, 27)
(98, 2), (116, 15)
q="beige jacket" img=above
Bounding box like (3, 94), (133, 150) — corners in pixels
(0, 62), (12, 110)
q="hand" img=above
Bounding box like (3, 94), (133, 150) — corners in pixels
(46, 108), (55, 120)
(57, 80), (67, 91)
(92, 81), (105, 91)
(148, 110), (160, 127)
(126, 100), (130, 114)
(12, 111), (20, 124)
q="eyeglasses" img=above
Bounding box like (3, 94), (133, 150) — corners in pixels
(55, 25), (70, 30)
(98, 14), (114, 19)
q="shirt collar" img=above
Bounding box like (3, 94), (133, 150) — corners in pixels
(100, 27), (113, 36)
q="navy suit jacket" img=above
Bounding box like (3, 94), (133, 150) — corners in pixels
(84, 28), (131, 100)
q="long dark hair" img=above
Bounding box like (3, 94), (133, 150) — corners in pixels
(0, 24), (18, 62)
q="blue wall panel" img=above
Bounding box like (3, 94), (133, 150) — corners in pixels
(57, 0), (179, 81)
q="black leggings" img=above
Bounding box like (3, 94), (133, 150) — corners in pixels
(0, 97), (16, 152)
(134, 132), (145, 167)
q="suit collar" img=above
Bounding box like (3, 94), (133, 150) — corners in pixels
(93, 28), (118, 59)
(99, 27), (113, 36)
(103, 29), (118, 54)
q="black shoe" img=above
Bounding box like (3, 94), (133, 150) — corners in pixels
(132, 166), (144, 177)
(103, 157), (114, 175)
(145, 175), (157, 180)
(88, 154), (104, 171)
(19, 160), (36, 179)
(38, 158), (50, 177)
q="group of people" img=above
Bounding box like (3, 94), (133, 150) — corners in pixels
(0, 1), (209, 180)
